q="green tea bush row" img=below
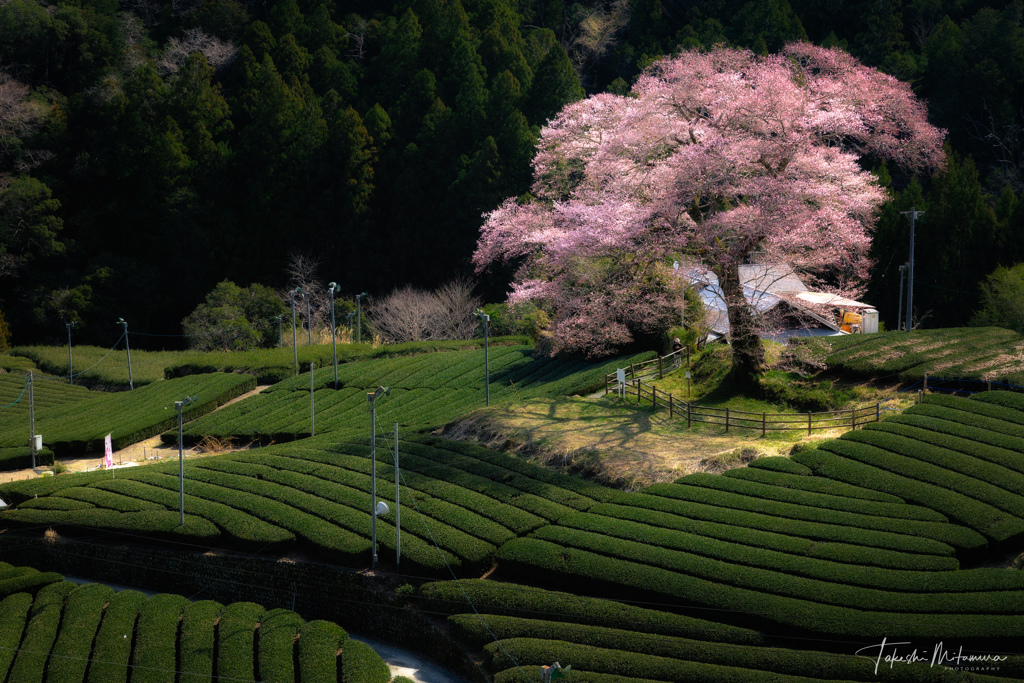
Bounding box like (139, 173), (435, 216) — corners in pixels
(13, 345), (188, 387)
(17, 495), (94, 510)
(341, 639), (391, 683)
(723, 466), (907, 503)
(130, 593), (190, 683)
(852, 426), (1024, 499)
(191, 458), (490, 567)
(495, 538), (1024, 639)
(48, 586), (117, 683)
(53, 486), (166, 511)
(747, 456), (812, 475)
(179, 600), (221, 680)
(553, 513), (1022, 592)
(890, 414), (1024, 457)
(0, 446), (54, 471)
(0, 567), (63, 600)
(643, 481), (980, 551)
(1, 469), (113, 501)
(6, 581), (76, 683)
(870, 421), (1024, 476)
(418, 579), (767, 644)
(926, 393), (1024, 427)
(910, 403), (1024, 439)
(95, 477), (295, 548)
(87, 589), (148, 683)
(0, 593), (32, 681)
(976, 391), (1024, 411)
(458, 617), (969, 682)
(258, 608), (304, 683)
(216, 601), (263, 682)
(677, 472), (945, 520)
(591, 498), (958, 563)
(0, 506), (220, 542)
(529, 524), (1024, 613)
(813, 440), (1024, 544)
(298, 620), (347, 683)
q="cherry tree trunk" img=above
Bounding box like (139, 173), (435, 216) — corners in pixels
(720, 263), (765, 382)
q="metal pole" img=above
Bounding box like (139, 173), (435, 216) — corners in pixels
(66, 322), (74, 385)
(277, 316), (283, 348)
(310, 363), (316, 437)
(370, 394), (377, 568)
(482, 314), (490, 406)
(176, 399), (185, 525)
(28, 372), (35, 469)
(291, 289), (300, 375)
(120, 319), (134, 390)
(329, 283), (339, 389)
(897, 264), (906, 332)
(901, 208), (922, 333)
(394, 420), (400, 571)
(348, 311), (355, 343)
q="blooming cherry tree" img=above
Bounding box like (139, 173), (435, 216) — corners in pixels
(474, 43), (945, 376)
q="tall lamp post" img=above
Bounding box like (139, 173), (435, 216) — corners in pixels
(117, 318), (134, 390)
(66, 321), (76, 385)
(290, 288), (302, 375)
(305, 290), (312, 345)
(328, 282), (340, 389)
(356, 292), (368, 344)
(901, 207), (923, 333)
(476, 310), (490, 406)
(367, 385), (389, 568)
(274, 315), (283, 348)
(175, 396), (194, 526)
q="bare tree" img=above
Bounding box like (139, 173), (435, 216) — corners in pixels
(0, 72), (44, 168)
(283, 251), (329, 336)
(369, 279), (482, 343)
(157, 29), (237, 76)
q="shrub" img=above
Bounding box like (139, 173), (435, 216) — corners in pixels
(746, 456), (812, 476)
(87, 589), (148, 683)
(258, 608), (304, 683)
(297, 620), (347, 683)
(0, 593), (32, 681)
(723, 466), (905, 503)
(182, 280), (288, 351)
(43, 583), (113, 683)
(6, 581), (76, 683)
(130, 593), (190, 683)
(341, 638), (391, 683)
(179, 600), (222, 680)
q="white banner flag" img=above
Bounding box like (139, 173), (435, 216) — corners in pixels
(104, 434), (113, 468)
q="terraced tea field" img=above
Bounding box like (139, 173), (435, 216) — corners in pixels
(0, 563), (390, 683)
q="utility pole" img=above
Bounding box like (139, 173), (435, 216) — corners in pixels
(897, 263), (907, 332)
(305, 291), (312, 345)
(329, 283), (340, 389)
(66, 321), (76, 385)
(394, 421), (400, 571)
(901, 208), (923, 333)
(28, 372), (35, 469)
(310, 362), (316, 437)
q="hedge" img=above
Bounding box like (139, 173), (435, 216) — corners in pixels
(975, 391), (1024, 412)
(642, 482), (980, 552)
(747, 456), (812, 476)
(341, 638), (391, 683)
(87, 589), (148, 683)
(45, 583), (114, 683)
(888, 414), (1024, 459)
(553, 512), (1012, 592)
(52, 486), (166, 512)
(0, 469), (112, 505)
(723, 466), (910, 504)
(257, 608), (304, 683)
(527, 524), (1024, 613)
(0, 568), (63, 600)
(130, 593), (190, 683)
(15, 495), (95, 511)
(298, 620), (347, 683)
(910, 403), (1024, 440)
(0, 507), (221, 543)
(675, 472), (946, 520)
(925, 393), (1024, 427)
(0, 447), (54, 472)
(418, 580), (767, 645)
(591, 499), (957, 564)
(0, 593), (32, 682)
(811, 440), (1024, 545)
(93, 477), (294, 549)
(216, 601), (264, 683)
(6, 581), (76, 683)
(179, 600), (222, 681)
(494, 537), (1024, 639)
(458, 617), (982, 682)
(868, 421), (1024, 476)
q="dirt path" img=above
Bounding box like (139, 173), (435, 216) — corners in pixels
(0, 385), (270, 485)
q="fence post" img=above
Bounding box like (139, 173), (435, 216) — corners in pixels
(876, 403), (880, 422)
(659, 356), (663, 379)
(652, 385), (657, 408)
(923, 375), (928, 392)
(762, 412), (766, 437)
(669, 394), (674, 419)
(851, 408), (856, 430)
(808, 412), (812, 436)
(637, 380), (641, 403)
(605, 375), (610, 396)
(725, 407), (730, 433)
(987, 380), (992, 392)
(918, 389), (923, 404)
(630, 363), (635, 380)
(687, 401), (691, 429)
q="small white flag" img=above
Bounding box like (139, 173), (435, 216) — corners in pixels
(104, 434), (113, 469)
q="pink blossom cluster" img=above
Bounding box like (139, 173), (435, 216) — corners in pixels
(475, 44), (945, 357)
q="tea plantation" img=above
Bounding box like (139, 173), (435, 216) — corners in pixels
(0, 562), (390, 683)
(3, 342), (1024, 681)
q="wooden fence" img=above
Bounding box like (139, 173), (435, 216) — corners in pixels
(604, 348), (687, 385)
(609, 376), (880, 435)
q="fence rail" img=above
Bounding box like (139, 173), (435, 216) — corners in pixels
(608, 374), (880, 434)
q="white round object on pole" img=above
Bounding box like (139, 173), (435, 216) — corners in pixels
(375, 501), (390, 517)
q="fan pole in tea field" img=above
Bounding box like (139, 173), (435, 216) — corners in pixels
(902, 208), (924, 333)
(66, 321), (76, 385)
(290, 288), (301, 375)
(476, 310), (490, 406)
(356, 292), (367, 344)
(28, 372), (35, 469)
(175, 396), (194, 525)
(367, 386), (389, 568)
(329, 282), (340, 389)
(117, 318), (134, 390)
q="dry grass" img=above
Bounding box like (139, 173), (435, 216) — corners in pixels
(442, 397), (851, 491)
